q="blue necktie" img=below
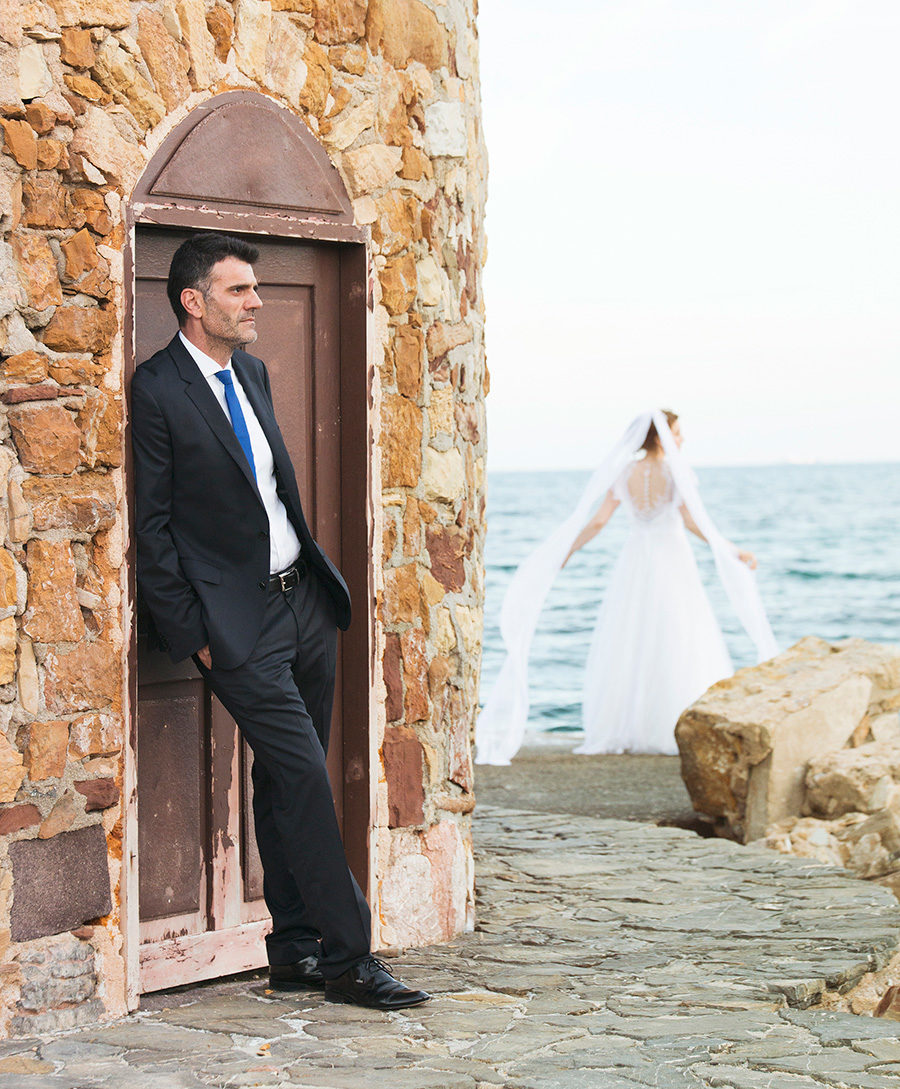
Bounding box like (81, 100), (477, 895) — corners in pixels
(215, 369), (256, 478)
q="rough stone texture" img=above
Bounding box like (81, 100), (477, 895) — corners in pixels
(9, 825), (112, 942)
(74, 777), (119, 810)
(23, 540), (85, 643)
(25, 721), (70, 780)
(382, 725), (425, 827)
(805, 741), (900, 818)
(677, 638), (900, 842)
(0, 732), (25, 803)
(22, 473), (117, 533)
(41, 305), (116, 353)
(43, 641), (119, 714)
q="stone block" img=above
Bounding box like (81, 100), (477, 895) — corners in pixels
(372, 190), (421, 257)
(48, 0), (131, 28)
(264, 13), (306, 108)
(401, 625), (429, 723)
(176, 0), (219, 87)
(11, 232), (61, 310)
(424, 100), (467, 158)
(71, 188), (112, 234)
(0, 803), (41, 834)
(0, 731), (26, 803)
(77, 387), (122, 467)
(92, 35), (166, 129)
(9, 824), (112, 941)
(18, 41), (52, 100)
(399, 145), (433, 181)
(381, 393), (421, 487)
(24, 540), (85, 644)
(298, 39), (331, 116)
(23, 472), (116, 534)
(39, 790), (78, 838)
(382, 563), (421, 626)
(1, 383), (62, 404)
(421, 446), (464, 502)
(17, 638), (40, 716)
(677, 637), (900, 842)
(341, 142), (402, 198)
(69, 105), (145, 189)
(74, 777), (118, 811)
(60, 228), (98, 281)
(42, 305), (115, 353)
(393, 323), (423, 400)
(330, 42), (367, 74)
(25, 103), (57, 135)
(1, 119), (37, 169)
(205, 4), (234, 62)
(22, 173), (71, 229)
(426, 523), (466, 592)
(426, 319), (472, 361)
(25, 720), (69, 780)
(2, 350), (49, 382)
(0, 549), (16, 610)
(36, 138), (67, 170)
(366, 0), (449, 70)
(68, 712), (122, 759)
(806, 741), (900, 818)
(59, 27), (94, 67)
(379, 251), (417, 314)
(234, 0), (271, 83)
(383, 632), (402, 722)
(0, 616), (16, 685)
(43, 641), (118, 713)
(313, 0), (366, 44)
(322, 99), (376, 151)
(382, 725), (424, 827)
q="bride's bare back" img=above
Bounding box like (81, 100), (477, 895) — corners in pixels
(625, 459), (675, 517)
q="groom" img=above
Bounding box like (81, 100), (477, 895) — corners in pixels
(131, 231), (429, 1010)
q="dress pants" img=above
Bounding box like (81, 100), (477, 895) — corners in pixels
(196, 569), (371, 979)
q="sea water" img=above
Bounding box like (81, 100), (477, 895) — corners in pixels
(481, 463), (900, 743)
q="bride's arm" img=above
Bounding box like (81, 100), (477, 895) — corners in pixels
(563, 490), (619, 566)
(679, 504), (757, 569)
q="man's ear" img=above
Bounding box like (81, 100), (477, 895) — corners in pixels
(181, 287), (204, 319)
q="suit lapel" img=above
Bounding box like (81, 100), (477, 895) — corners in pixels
(166, 335), (263, 503)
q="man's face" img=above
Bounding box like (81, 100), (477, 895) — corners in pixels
(185, 256), (262, 350)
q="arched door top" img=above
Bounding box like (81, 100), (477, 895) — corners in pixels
(133, 91), (361, 241)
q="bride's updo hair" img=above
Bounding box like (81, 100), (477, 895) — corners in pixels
(641, 409), (678, 454)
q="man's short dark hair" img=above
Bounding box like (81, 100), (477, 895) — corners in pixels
(167, 232), (260, 326)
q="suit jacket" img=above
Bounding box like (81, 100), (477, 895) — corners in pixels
(131, 333), (351, 670)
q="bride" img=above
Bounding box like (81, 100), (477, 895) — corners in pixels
(476, 410), (778, 765)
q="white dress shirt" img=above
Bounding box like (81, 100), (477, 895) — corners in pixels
(179, 332), (302, 574)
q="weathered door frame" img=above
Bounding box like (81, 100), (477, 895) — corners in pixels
(120, 92), (372, 1009)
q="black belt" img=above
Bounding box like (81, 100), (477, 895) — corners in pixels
(268, 558), (307, 592)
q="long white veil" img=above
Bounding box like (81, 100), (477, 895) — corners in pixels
(475, 410), (778, 766)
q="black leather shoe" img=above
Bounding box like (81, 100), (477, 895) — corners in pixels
(268, 956), (325, 990)
(324, 956), (431, 1010)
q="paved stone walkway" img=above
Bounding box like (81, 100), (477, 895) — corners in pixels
(3, 806), (900, 1088)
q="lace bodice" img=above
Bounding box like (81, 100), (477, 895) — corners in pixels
(615, 459), (681, 523)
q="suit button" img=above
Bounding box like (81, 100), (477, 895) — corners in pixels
(258, 530), (268, 539)
(258, 580), (266, 590)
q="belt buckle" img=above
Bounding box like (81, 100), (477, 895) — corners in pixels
(278, 568), (293, 593)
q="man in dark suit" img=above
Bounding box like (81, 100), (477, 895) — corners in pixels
(131, 232), (429, 1010)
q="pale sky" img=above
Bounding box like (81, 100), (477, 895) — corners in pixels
(477, 0), (900, 468)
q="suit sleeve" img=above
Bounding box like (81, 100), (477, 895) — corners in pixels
(131, 373), (209, 661)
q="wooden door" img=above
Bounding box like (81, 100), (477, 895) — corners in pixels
(133, 226), (349, 992)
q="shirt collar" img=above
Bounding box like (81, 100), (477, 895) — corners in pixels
(178, 330), (232, 379)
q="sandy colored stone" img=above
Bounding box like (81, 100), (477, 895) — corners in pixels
(9, 404), (81, 474)
(8, 479), (31, 543)
(426, 319), (473, 361)
(417, 253), (443, 306)
(265, 14), (306, 108)
(36, 137), (67, 170)
(399, 144), (433, 181)
(0, 616), (15, 686)
(1, 383), (62, 405)
(23, 472), (117, 533)
(77, 387), (122, 467)
(92, 34), (166, 129)
(322, 99), (375, 151)
(381, 393), (421, 487)
(298, 39), (331, 116)
(393, 324), (423, 400)
(455, 400), (481, 444)
(806, 742), (900, 818)
(11, 232), (62, 310)
(366, 0), (449, 70)
(383, 563), (421, 625)
(2, 350), (48, 383)
(24, 540), (85, 644)
(42, 305), (115, 352)
(341, 142), (401, 197)
(205, 4), (234, 62)
(17, 638), (40, 716)
(1, 119), (37, 169)
(313, 0), (366, 43)
(402, 497), (420, 556)
(25, 720), (69, 780)
(48, 0), (130, 28)
(69, 105), (145, 188)
(330, 42), (367, 74)
(401, 625), (429, 723)
(432, 607), (456, 656)
(421, 446), (464, 503)
(677, 637), (900, 842)
(372, 189), (421, 256)
(376, 63), (410, 147)
(23, 173), (71, 229)
(68, 712), (122, 759)
(71, 188), (112, 234)
(429, 386), (454, 435)
(454, 603), (482, 658)
(18, 40), (52, 99)
(379, 251), (417, 314)
(64, 72), (110, 102)
(0, 550), (16, 611)
(48, 355), (107, 385)
(43, 641), (119, 713)
(233, 0), (271, 83)
(38, 790), (78, 838)
(424, 100), (467, 157)
(59, 26), (94, 67)
(60, 227), (98, 281)
(0, 730), (25, 802)
(176, 0), (219, 89)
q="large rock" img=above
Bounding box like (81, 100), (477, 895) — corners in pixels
(805, 741), (900, 818)
(676, 637), (900, 843)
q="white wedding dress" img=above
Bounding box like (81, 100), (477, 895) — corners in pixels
(574, 459), (732, 756)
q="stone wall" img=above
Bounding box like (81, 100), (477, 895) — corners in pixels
(0, 0), (487, 1034)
